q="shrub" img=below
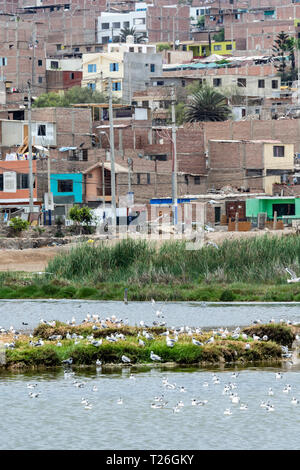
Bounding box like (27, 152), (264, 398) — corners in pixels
(9, 217), (30, 236)
(220, 289), (235, 302)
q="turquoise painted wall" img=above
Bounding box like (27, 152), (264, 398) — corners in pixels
(51, 173), (83, 203)
(246, 198), (300, 219)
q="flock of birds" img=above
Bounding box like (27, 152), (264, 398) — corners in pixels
(1, 298), (300, 423)
(24, 365), (300, 417)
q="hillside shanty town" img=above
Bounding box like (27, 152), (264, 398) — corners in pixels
(1, 0), (300, 239)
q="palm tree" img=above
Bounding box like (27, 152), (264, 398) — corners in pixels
(119, 26), (145, 44)
(184, 85), (231, 122)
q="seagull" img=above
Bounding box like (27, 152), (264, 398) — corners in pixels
(92, 386), (98, 392)
(291, 397), (299, 405)
(275, 372), (283, 379)
(192, 337), (203, 346)
(239, 403), (248, 410)
(121, 355), (131, 363)
(85, 404), (93, 410)
(91, 340), (102, 347)
(29, 392), (40, 398)
(224, 408), (232, 415)
(150, 351), (161, 361)
(285, 267), (300, 283)
(96, 359), (102, 367)
(117, 398), (123, 405)
(62, 357), (73, 366)
(27, 384), (38, 389)
(268, 388), (274, 396)
(139, 339), (145, 347)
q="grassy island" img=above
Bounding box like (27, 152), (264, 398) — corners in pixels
(0, 322), (296, 369)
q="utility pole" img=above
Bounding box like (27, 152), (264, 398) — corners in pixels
(27, 80), (34, 217)
(102, 161), (105, 210)
(171, 85), (177, 226)
(108, 77), (117, 229)
(47, 150), (52, 225)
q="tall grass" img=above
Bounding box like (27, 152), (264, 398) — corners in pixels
(46, 236), (300, 285)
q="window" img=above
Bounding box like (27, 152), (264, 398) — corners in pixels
(37, 124), (46, 136)
(137, 173), (141, 184)
(237, 78), (246, 87)
(0, 174), (3, 191)
(102, 37), (110, 44)
(213, 78), (222, 87)
(73, 47), (79, 52)
(272, 80), (278, 89)
(38, 59), (42, 66)
(123, 21), (130, 28)
(138, 47), (143, 53)
(134, 18), (145, 25)
(129, 47), (134, 52)
(86, 47), (91, 52)
(64, 4), (70, 9)
(109, 62), (119, 72)
(258, 79), (265, 88)
(38, 76), (43, 83)
(112, 22), (120, 28)
(70, 72), (74, 79)
(157, 81), (164, 86)
(213, 45), (222, 51)
(51, 61), (59, 69)
(87, 83), (96, 91)
(88, 64), (97, 73)
(142, 100), (149, 107)
(150, 64), (155, 72)
(194, 176), (200, 185)
(112, 81), (121, 91)
(17, 173), (29, 189)
(273, 146), (285, 157)
(58, 180), (73, 192)
(147, 173), (150, 184)
(149, 154), (167, 161)
(181, 79), (186, 87)
(226, 44), (232, 50)
(56, 44), (61, 51)
(102, 23), (110, 30)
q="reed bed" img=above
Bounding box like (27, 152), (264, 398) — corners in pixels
(47, 236), (300, 285)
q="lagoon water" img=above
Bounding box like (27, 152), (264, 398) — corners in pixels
(1, 301), (300, 450)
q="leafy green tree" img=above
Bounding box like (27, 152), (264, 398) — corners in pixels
(156, 43), (171, 52)
(33, 86), (109, 108)
(184, 85), (231, 122)
(197, 15), (205, 29)
(68, 205), (94, 234)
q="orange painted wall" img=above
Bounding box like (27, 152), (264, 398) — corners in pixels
(0, 160), (37, 201)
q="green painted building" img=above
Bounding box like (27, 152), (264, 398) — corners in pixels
(246, 197), (300, 220)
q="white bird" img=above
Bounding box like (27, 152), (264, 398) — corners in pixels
(29, 392), (40, 398)
(85, 404), (93, 410)
(96, 359), (102, 367)
(275, 372), (283, 379)
(266, 404), (275, 412)
(27, 384), (37, 389)
(291, 397), (299, 405)
(192, 337), (203, 346)
(121, 355), (131, 363)
(92, 386), (98, 392)
(285, 267), (300, 283)
(117, 397), (123, 405)
(224, 408), (232, 415)
(139, 339), (145, 347)
(239, 403), (248, 410)
(268, 388), (274, 396)
(150, 351), (161, 361)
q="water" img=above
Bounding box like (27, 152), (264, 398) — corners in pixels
(1, 365), (300, 450)
(1, 299), (300, 331)
(1, 300), (300, 449)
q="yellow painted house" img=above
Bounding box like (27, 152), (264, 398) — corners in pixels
(179, 40), (236, 57)
(82, 52), (124, 99)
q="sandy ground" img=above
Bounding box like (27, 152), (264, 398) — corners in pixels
(0, 229), (293, 272)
